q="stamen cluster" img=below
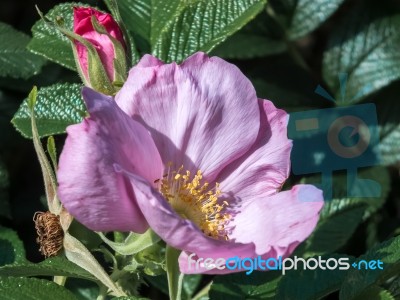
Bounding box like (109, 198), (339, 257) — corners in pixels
(160, 166), (230, 240)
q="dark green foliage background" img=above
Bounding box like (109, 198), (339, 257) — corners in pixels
(0, 0), (400, 299)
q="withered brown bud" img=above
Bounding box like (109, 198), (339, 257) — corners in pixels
(33, 211), (64, 258)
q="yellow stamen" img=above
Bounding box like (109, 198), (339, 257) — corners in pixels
(160, 166), (230, 240)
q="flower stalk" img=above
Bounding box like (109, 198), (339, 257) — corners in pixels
(166, 246), (184, 300)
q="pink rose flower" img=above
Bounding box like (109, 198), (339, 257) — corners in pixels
(57, 52), (323, 274)
(73, 7), (125, 85)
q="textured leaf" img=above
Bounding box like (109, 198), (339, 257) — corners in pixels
(117, 0), (267, 61)
(0, 226), (26, 266)
(153, 0), (266, 62)
(118, 0), (151, 42)
(0, 277), (77, 300)
(268, 0), (345, 40)
(302, 166), (390, 255)
(276, 254), (353, 300)
(0, 256), (97, 282)
(11, 83), (86, 139)
(0, 22), (45, 79)
(323, 0), (400, 103)
(27, 3), (89, 71)
(340, 235), (400, 299)
(209, 271), (281, 299)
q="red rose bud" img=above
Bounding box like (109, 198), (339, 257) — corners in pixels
(72, 7), (127, 95)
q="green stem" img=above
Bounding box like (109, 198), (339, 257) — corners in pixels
(166, 246), (184, 300)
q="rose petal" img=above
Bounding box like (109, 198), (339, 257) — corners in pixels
(228, 185), (324, 256)
(115, 52), (260, 181)
(218, 100), (292, 201)
(57, 88), (163, 232)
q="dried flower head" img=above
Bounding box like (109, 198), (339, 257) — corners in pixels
(33, 211), (64, 257)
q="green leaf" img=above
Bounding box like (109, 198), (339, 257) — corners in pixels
(155, 0), (266, 62)
(268, 0), (345, 40)
(65, 278), (99, 300)
(0, 22), (46, 79)
(0, 256), (97, 282)
(275, 254), (353, 300)
(11, 83), (86, 139)
(0, 227), (26, 266)
(117, 0), (267, 61)
(340, 235), (400, 299)
(322, 0), (400, 103)
(209, 271), (281, 299)
(28, 3), (89, 71)
(0, 277), (77, 300)
(301, 166), (390, 255)
(118, 0), (151, 43)
(211, 11), (286, 59)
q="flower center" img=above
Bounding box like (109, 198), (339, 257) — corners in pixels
(159, 166), (230, 240)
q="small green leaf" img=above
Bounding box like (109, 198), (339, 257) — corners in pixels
(27, 86), (38, 111)
(0, 256), (97, 282)
(47, 136), (58, 170)
(209, 271), (281, 299)
(0, 22), (46, 79)
(28, 3), (89, 70)
(0, 277), (78, 300)
(12, 83), (86, 139)
(0, 226), (26, 266)
(275, 254), (353, 300)
(340, 235), (400, 299)
(98, 230), (160, 256)
(269, 0), (345, 40)
(323, 0), (400, 102)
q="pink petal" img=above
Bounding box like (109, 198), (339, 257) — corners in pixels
(57, 88), (163, 232)
(218, 99), (292, 200)
(228, 185), (324, 256)
(117, 168), (256, 266)
(115, 52), (260, 181)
